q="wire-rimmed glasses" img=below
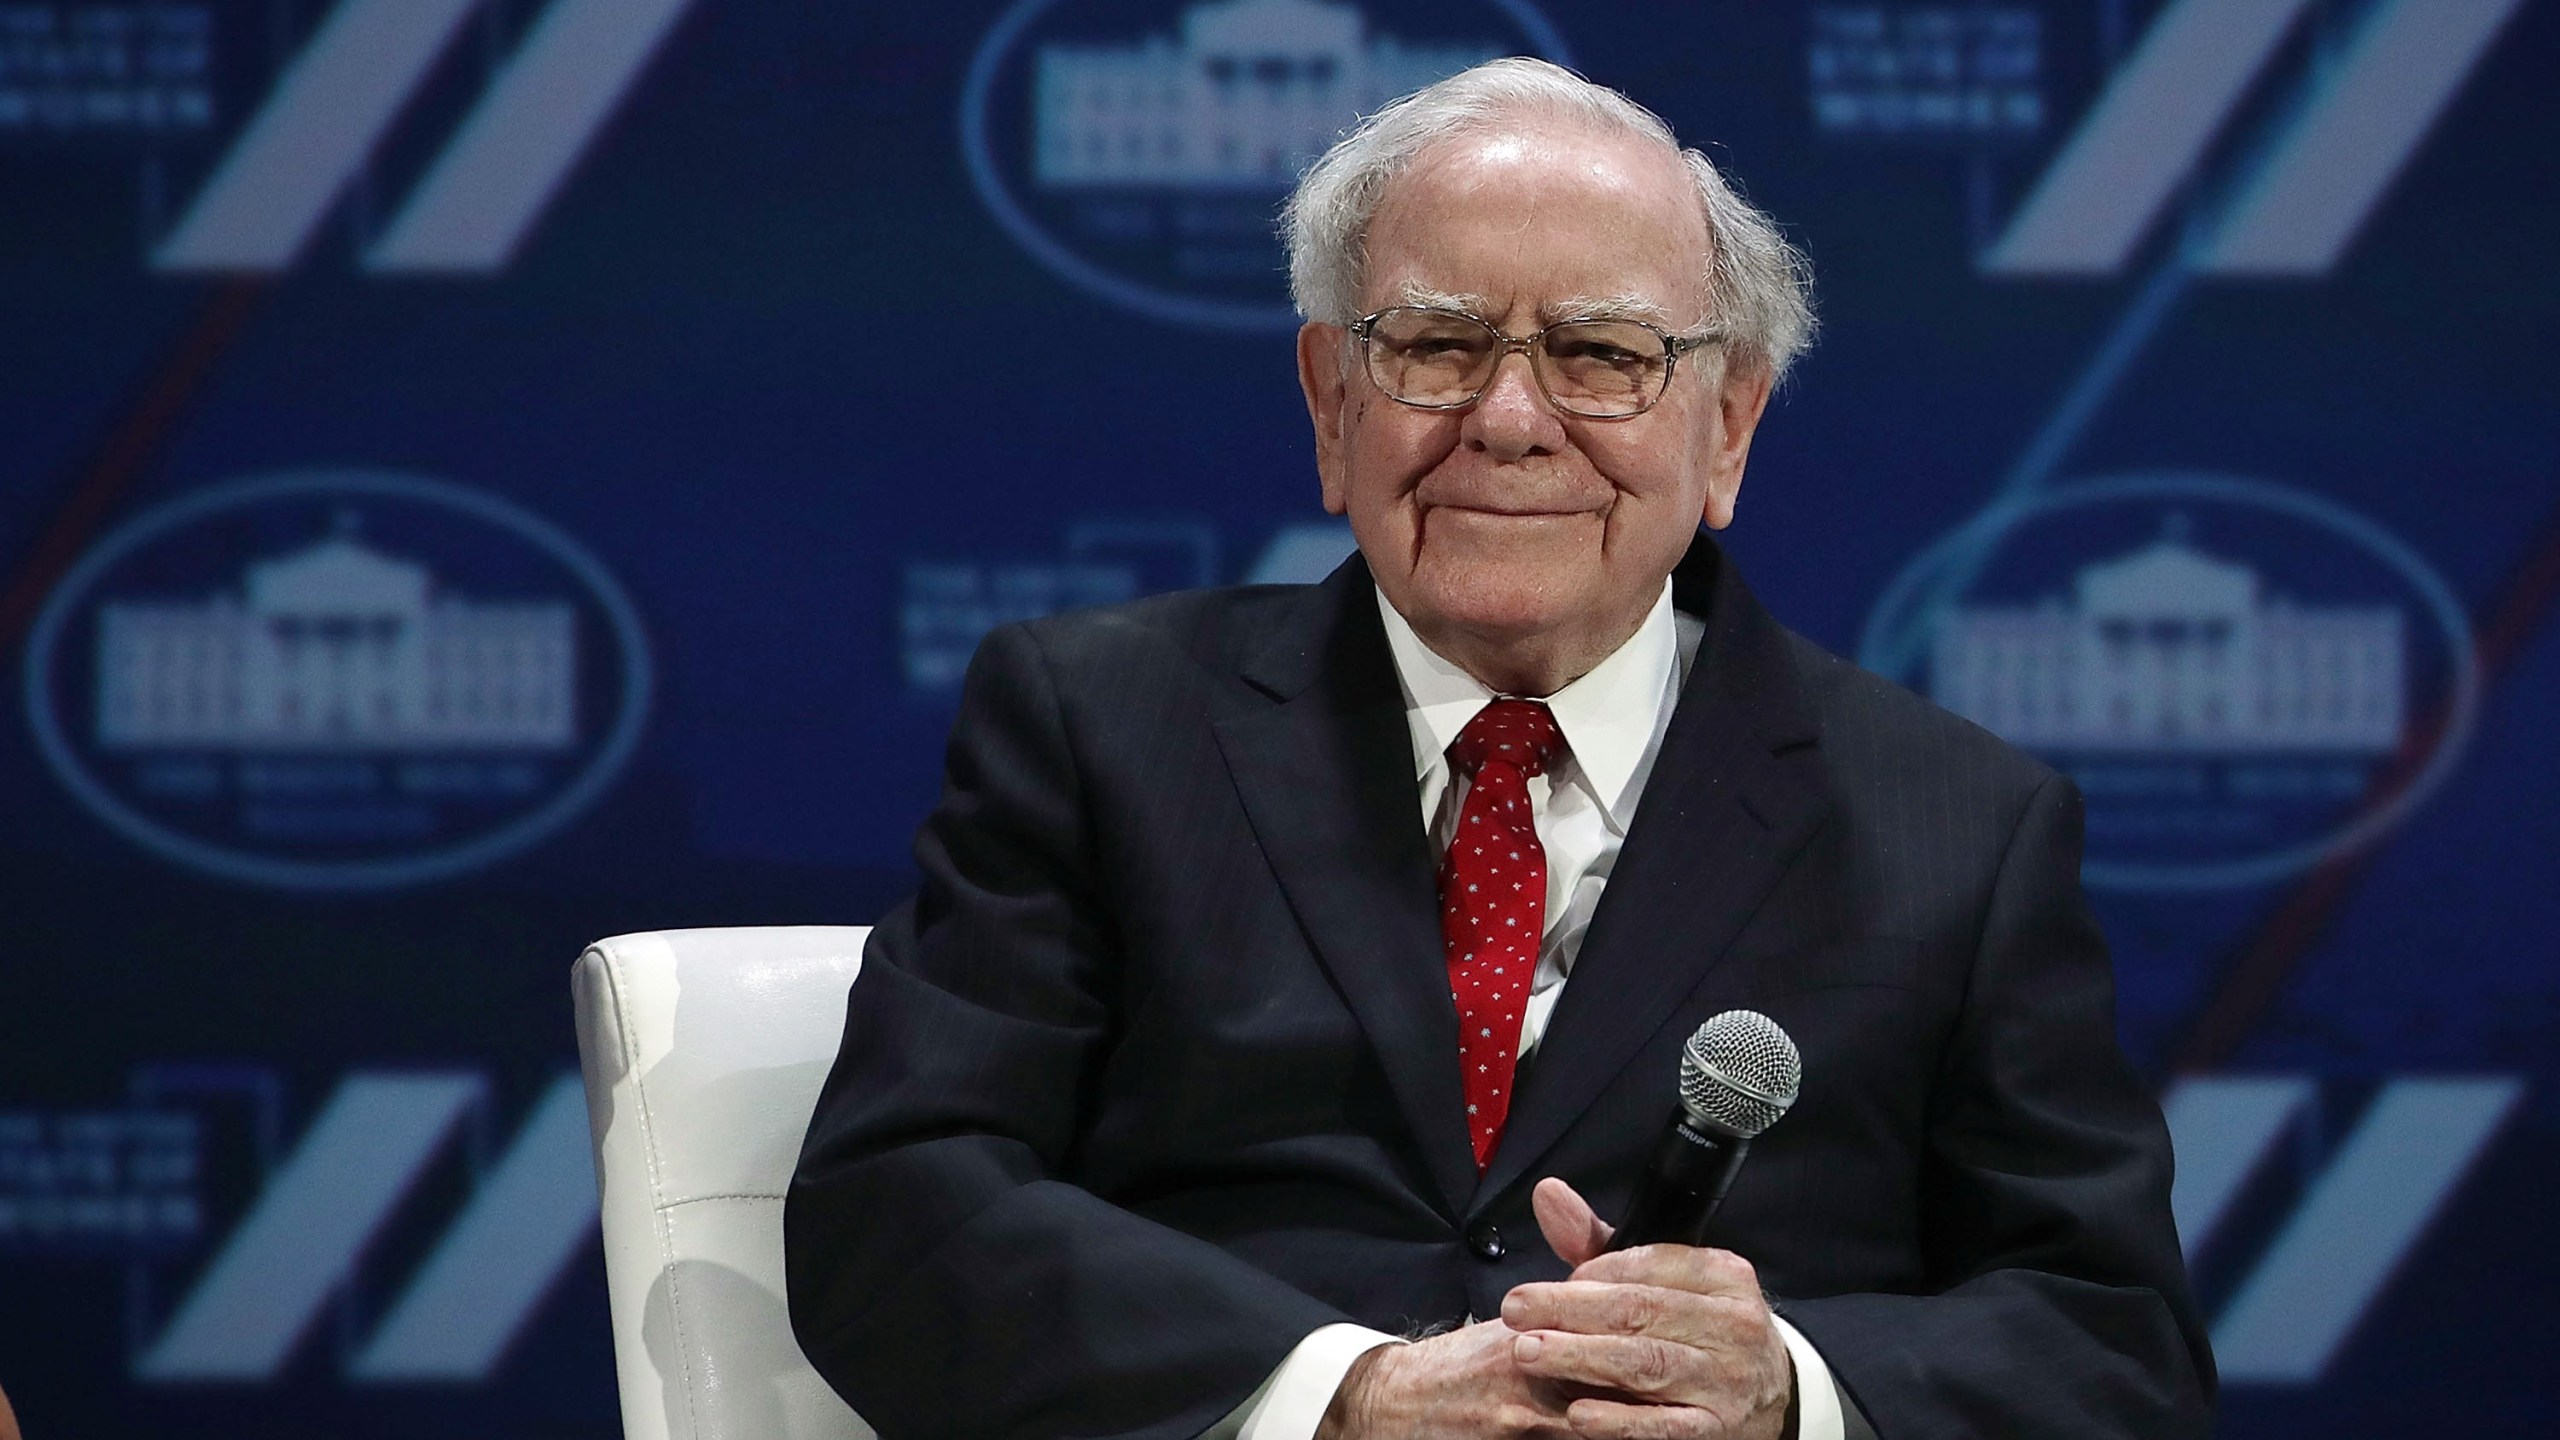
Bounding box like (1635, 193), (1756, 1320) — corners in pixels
(1349, 306), (1721, 419)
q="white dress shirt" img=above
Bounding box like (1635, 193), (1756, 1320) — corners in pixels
(1211, 582), (1847, 1440)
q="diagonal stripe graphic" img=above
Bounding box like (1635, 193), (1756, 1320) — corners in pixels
(365, 0), (698, 272)
(1983, 0), (2315, 276)
(152, 0), (484, 273)
(2196, 0), (2528, 275)
(2211, 1078), (2525, 1382)
(348, 1076), (598, 1381)
(2161, 1075), (2317, 1257)
(136, 1073), (485, 1380)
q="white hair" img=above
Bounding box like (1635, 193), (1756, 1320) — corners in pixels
(1280, 57), (1815, 382)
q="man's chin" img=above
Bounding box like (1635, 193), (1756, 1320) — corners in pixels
(1398, 580), (1602, 667)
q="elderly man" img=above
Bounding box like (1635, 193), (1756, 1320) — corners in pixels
(789, 58), (2211, 1440)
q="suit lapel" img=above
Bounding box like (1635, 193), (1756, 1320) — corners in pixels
(1476, 544), (1832, 1209)
(1213, 559), (1480, 1219)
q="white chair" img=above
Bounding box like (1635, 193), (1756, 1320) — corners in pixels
(572, 926), (878, 1440)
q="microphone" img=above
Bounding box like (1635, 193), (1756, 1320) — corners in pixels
(1606, 1009), (1801, 1251)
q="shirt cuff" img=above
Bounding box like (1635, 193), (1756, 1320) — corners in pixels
(1209, 1323), (1403, 1440)
(1771, 1314), (1845, 1440)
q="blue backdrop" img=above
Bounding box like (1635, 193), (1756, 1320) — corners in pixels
(3, 0), (2553, 1434)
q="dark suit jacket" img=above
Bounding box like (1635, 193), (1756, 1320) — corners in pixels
(787, 539), (2215, 1440)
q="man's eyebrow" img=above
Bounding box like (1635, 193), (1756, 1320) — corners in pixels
(1388, 285), (1700, 332)
(1395, 281), (1491, 313)
(1541, 293), (1680, 327)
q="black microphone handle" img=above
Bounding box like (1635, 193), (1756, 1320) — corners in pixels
(1606, 1115), (1752, 1251)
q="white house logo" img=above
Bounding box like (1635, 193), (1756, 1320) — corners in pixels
(962, 0), (1569, 329)
(1932, 527), (2404, 756)
(25, 471), (651, 890)
(1860, 475), (2478, 891)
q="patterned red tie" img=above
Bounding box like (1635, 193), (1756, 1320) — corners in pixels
(1440, 699), (1565, 1170)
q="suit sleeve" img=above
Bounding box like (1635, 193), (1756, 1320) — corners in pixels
(1775, 773), (2217, 1439)
(785, 622), (1353, 1440)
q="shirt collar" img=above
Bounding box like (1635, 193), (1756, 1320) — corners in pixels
(1375, 580), (1680, 828)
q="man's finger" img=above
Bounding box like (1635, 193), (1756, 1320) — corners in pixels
(1568, 1242), (1761, 1298)
(1534, 1175), (1613, 1267)
(1511, 1328), (1701, 1401)
(1503, 1279), (1763, 1350)
(1561, 1395), (1720, 1439)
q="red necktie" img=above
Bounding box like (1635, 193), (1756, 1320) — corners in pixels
(1440, 699), (1564, 1170)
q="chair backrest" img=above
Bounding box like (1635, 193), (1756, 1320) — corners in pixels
(572, 926), (877, 1440)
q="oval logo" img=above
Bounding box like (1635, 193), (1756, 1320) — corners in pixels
(1858, 475), (2479, 891)
(961, 0), (1571, 330)
(24, 471), (653, 891)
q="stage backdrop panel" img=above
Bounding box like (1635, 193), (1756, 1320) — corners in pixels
(1, 2), (2553, 1435)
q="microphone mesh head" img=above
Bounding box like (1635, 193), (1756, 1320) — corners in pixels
(1676, 1010), (1801, 1139)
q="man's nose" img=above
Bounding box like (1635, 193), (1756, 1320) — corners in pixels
(1460, 349), (1564, 460)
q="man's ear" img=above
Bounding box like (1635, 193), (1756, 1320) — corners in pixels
(1700, 359), (1775, 531)
(1298, 322), (1352, 516)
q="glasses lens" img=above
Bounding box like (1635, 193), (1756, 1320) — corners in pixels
(1364, 308), (1497, 406)
(1538, 321), (1673, 416)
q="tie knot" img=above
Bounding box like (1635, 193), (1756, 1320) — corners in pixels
(1450, 699), (1563, 779)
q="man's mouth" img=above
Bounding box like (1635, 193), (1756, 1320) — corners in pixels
(1430, 502), (1595, 519)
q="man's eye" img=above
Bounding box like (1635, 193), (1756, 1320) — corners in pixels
(1552, 340), (1645, 366)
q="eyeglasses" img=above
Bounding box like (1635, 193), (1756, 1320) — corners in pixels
(1349, 306), (1721, 419)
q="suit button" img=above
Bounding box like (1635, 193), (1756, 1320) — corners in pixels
(1467, 1223), (1505, 1260)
